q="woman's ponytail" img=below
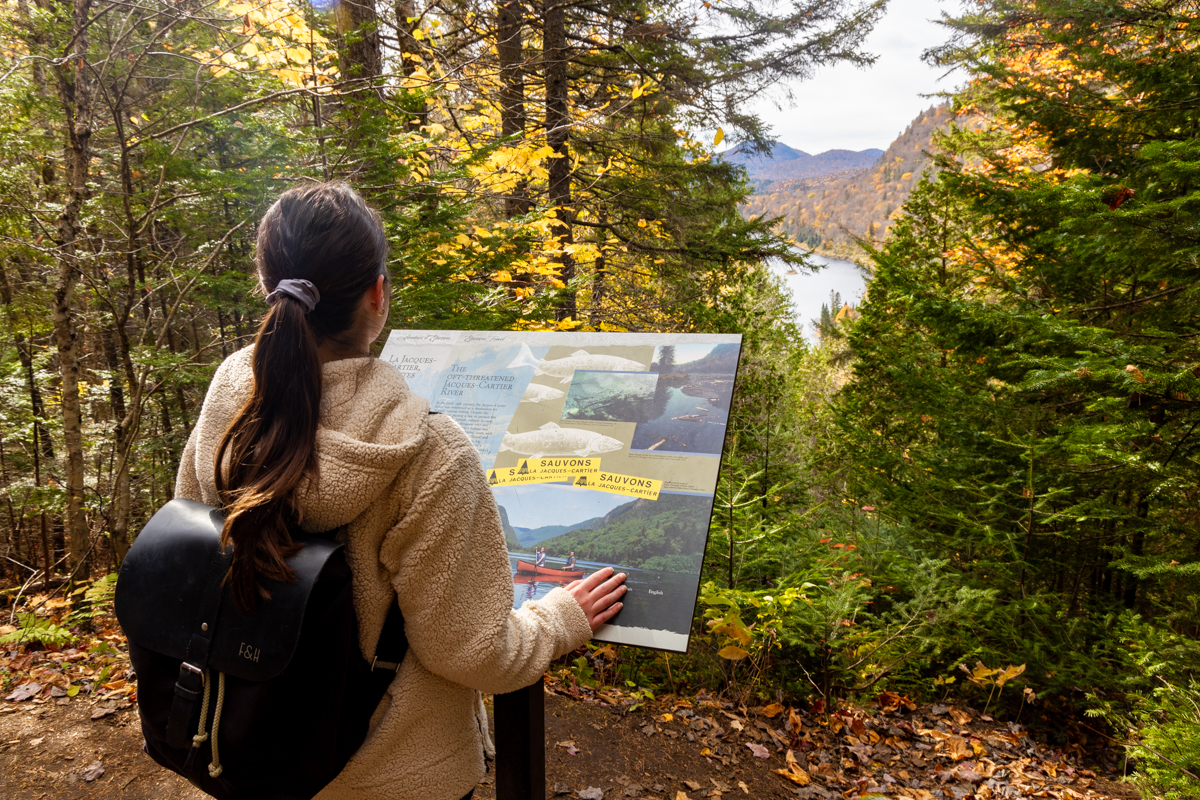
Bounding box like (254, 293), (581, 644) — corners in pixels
(215, 182), (387, 609)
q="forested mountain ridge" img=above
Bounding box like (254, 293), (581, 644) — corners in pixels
(508, 515), (605, 547)
(537, 494), (709, 573)
(656, 342), (740, 374)
(741, 104), (952, 258)
(722, 143), (884, 191)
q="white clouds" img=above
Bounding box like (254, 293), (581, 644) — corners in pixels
(746, 0), (963, 153)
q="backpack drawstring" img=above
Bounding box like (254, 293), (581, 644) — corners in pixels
(208, 672), (226, 777)
(192, 670), (212, 748)
(190, 669), (227, 778)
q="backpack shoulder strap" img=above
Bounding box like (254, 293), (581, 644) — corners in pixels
(165, 533), (230, 750)
(370, 604), (408, 673)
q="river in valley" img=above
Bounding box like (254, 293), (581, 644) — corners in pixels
(769, 252), (869, 343)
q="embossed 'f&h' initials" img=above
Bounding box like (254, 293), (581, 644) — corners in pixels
(238, 642), (261, 663)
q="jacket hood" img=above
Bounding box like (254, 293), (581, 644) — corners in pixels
(191, 346), (431, 532)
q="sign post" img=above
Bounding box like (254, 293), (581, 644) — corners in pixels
(495, 680), (545, 800)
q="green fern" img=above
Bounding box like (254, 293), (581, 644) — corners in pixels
(0, 613), (76, 648)
(66, 573), (119, 627)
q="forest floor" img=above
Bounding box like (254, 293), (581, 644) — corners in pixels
(0, 644), (1141, 800)
(0, 593), (1140, 800)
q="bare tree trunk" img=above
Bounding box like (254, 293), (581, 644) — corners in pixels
(543, 0), (574, 318)
(329, 0), (381, 180)
(395, 0), (420, 76)
(335, 0), (382, 80)
(101, 322), (132, 563)
(52, 0), (94, 583)
(498, 0), (531, 217)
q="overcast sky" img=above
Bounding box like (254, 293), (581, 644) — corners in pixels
(745, 0), (961, 154)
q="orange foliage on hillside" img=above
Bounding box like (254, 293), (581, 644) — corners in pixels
(741, 105), (952, 259)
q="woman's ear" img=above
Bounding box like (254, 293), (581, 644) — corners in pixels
(374, 274), (387, 315)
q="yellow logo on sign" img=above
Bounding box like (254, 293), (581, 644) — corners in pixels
(488, 466), (553, 487)
(488, 458), (603, 487)
(573, 471), (661, 501)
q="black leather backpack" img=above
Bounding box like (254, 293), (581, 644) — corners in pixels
(115, 499), (407, 800)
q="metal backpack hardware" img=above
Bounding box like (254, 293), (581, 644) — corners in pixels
(114, 499), (407, 800)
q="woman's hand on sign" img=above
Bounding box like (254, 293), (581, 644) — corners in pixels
(566, 567), (627, 631)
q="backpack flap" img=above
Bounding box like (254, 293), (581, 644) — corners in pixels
(116, 498), (346, 682)
(206, 539), (345, 681)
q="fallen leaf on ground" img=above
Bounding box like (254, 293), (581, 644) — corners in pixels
(674, 793), (690, 800)
(82, 760), (105, 781)
(737, 781), (749, 794)
(28, 736), (44, 747)
(683, 779), (702, 790)
(877, 690), (917, 713)
(772, 749), (811, 786)
(787, 707), (803, 746)
(578, 787), (604, 800)
(91, 706), (117, 720)
(955, 765), (983, 784)
(5, 682), (41, 702)
(745, 742), (770, 758)
(760, 702), (784, 718)
(946, 736), (971, 761)
(948, 706), (972, 726)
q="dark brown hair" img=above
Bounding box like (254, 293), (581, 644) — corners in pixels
(215, 182), (388, 609)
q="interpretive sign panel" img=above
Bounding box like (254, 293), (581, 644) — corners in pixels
(380, 330), (741, 652)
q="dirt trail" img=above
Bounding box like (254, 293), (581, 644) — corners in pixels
(2, 685), (1138, 800)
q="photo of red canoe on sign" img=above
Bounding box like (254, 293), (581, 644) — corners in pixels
(514, 560), (585, 580)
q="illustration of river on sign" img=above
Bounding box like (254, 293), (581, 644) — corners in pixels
(629, 343), (738, 456)
(494, 482), (712, 651)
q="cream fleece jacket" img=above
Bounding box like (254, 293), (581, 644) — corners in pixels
(175, 347), (593, 800)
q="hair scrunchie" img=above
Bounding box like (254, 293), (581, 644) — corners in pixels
(265, 279), (320, 313)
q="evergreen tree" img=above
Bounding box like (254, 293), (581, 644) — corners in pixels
(834, 0), (1200, 701)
